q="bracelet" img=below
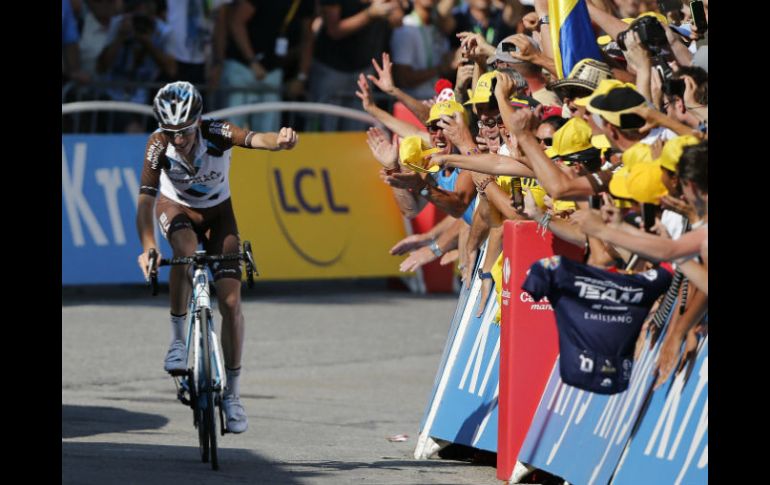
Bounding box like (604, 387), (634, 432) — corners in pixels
(384, 166), (400, 175)
(538, 212), (552, 236)
(478, 268), (493, 280)
(476, 177), (495, 194)
(466, 147), (481, 156)
(429, 240), (443, 257)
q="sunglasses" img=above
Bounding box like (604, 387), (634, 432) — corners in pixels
(161, 124), (197, 138)
(427, 123), (442, 133)
(536, 137), (553, 146)
(477, 116), (503, 128)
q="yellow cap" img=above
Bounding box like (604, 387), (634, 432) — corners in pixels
(465, 71), (498, 105)
(597, 18), (634, 45)
(621, 142), (653, 169)
(399, 136), (441, 173)
(522, 179), (548, 210)
(597, 12), (668, 45)
(626, 162), (668, 204)
(609, 165), (632, 200)
(656, 135), (700, 172)
(544, 147), (558, 158)
(574, 79), (637, 107)
(553, 199), (577, 212)
(427, 99), (468, 124)
(550, 117), (593, 157)
(591, 134), (611, 149)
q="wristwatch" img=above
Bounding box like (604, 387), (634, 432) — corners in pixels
(478, 268), (493, 280)
(537, 15), (549, 27)
(429, 240), (443, 257)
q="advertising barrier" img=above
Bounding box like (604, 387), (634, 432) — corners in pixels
(513, 291), (708, 484)
(62, 133), (408, 284)
(415, 244), (501, 457)
(609, 337), (708, 485)
(497, 221), (584, 481)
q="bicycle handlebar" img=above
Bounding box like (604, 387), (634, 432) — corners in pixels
(146, 241), (258, 296)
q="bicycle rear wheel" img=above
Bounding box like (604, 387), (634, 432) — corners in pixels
(198, 307), (219, 470)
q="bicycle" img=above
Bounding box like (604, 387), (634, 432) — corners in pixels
(146, 241), (257, 471)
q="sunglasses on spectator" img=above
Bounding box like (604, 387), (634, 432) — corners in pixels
(161, 124), (197, 138)
(427, 123), (443, 133)
(477, 116), (503, 128)
(536, 137), (553, 146)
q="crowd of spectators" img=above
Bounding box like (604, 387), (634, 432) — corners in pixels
(352, 0), (707, 392)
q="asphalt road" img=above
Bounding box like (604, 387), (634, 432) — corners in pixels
(62, 282), (500, 485)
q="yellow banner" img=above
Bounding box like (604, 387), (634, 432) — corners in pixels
(230, 132), (407, 280)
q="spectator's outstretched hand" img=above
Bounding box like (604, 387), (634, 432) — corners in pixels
(682, 75), (701, 108)
(387, 170), (425, 191)
(368, 53), (396, 95)
(440, 249), (459, 266)
(522, 11), (539, 33)
(366, 127), (398, 170)
(506, 34), (539, 63)
(570, 209), (606, 236)
(355, 73), (375, 112)
(621, 31), (650, 74)
(368, 0), (397, 19)
(399, 246), (437, 273)
(476, 277), (493, 317)
(457, 31), (494, 63)
(276, 127), (298, 149)
(503, 108), (538, 136)
(660, 194), (698, 221)
(390, 234), (430, 256)
(600, 194), (623, 226)
(437, 113), (474, 148)
(456, 63), (474, 91)
(495, 71), (516, 100)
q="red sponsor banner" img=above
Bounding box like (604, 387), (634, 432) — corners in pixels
(393, 102), (454, 293)
(497, 220), (583, 480)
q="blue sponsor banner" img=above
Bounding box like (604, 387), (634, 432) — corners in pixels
(62, 135), (171, 284)
(517, 305), (677, 484)
(610, 336), (708, 485)
(416, 245), (501, 454)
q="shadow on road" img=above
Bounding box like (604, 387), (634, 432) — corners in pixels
(62, 405), (169, 439)
(62, 441), (309, 485)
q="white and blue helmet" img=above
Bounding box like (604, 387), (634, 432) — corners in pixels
(152, 81), (203, 126)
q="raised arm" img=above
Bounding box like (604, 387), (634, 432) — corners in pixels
(572, 209), (706, 262)
(367, 53), (431, 123)
(356, 74), (430, 142)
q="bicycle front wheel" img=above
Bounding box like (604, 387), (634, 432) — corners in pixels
(197, 307), (219, 470)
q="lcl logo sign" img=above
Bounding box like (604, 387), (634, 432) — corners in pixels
(273, 168), (349, 214)
(268, 167), (351, 267)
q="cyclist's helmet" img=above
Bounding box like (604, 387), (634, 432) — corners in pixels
(152, 81), (203, 127)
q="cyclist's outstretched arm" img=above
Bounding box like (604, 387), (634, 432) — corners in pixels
(240, 127), (299, 151)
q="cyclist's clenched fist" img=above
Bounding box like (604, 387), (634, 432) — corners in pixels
(276, 127), (298, 150)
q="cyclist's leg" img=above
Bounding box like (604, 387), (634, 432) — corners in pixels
(204, 199), (248, 432)
(156, 196), (204, 371)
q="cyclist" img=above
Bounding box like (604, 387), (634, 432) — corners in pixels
(136, 81), (298, 433)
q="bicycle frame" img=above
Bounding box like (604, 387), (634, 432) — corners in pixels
(184, 258), (226, 409)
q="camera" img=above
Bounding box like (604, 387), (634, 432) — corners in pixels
(501, 42), (517, 53)
(616, 16), (669, 57)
